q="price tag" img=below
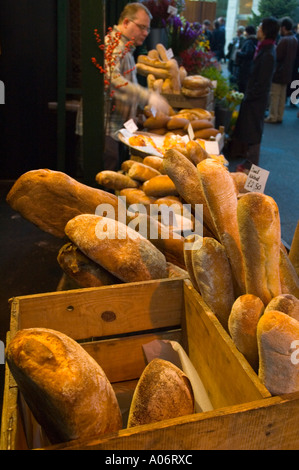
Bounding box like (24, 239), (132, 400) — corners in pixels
(166, 48), (174, 60)
(244, 164), (269, 193)
(181, 134), (190, 144)
(187, 123), (194, 141)
(167, 5), (178, 16)
(124, 118), (138, 134)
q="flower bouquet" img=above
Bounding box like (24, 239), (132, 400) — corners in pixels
(141, 0), (185, 28)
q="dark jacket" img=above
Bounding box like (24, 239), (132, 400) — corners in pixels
(234, 43), (276, 145)
(273, 33), (298, 84)
(210, 28), (225, 61)
(236, 35), (258, 93)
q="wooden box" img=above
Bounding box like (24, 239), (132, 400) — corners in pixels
(1, 279), (299, 450)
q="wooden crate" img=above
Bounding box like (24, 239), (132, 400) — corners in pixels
(1, 279), (299, 450)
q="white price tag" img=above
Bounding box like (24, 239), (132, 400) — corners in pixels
(181, 134), (190, 144)
(187, 123), (194, 141)
(124, 118), (138, 134)
(166, 48), (174, 60)
(167, 5), (178, 16)
(244, 164), (269, 193)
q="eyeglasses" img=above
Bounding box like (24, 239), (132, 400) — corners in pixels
(130, 20), (150, 33)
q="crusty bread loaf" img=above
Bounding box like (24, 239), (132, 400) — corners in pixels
(142, 156), (165, 174)
(57, 242), (121, 288)
(197, 159), (246, 295)
(230, 172), (249, 195)
(142, 174), (179, 198)
(143, 114), (170, 129)
(186, 140), (210, 166)
(237, 192), (281, 305)
(127, 358), (194, 427)
(193, 128), (219, 140)
(257, 311), (299, 395)
(228, 294), (265, 371)
(163, 149), (217, 237)
(191, 237), (235, 330)
(265, 294), (299, 322)
(128, 162), (161, 182)
(184, 119), (213, 132)
(6, 328), (122, 444)
(65, 214), (168, 282)
(119, 188), (156, 208)
(183, 235), (199, 289)
(6, 169), (120, 238)
(95, 170), (139, 190)
(167, 116), (190, 130)
(289, 221), (299, 277)
(279, 247), (299, 298)
(121, 160), (136, 173)
(182, 75), (212, 90)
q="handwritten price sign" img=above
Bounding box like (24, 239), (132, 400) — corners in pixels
(244, 164), (269, 193)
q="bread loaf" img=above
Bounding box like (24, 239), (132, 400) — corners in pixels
(142, 174), (179, 198)
(230, 172), (249, 195)
(257, 311), (299, 395)
(143, 156), (165, 174)
(6, 169), (120, 238)
(184, 119), (214, 132)
(6, 328), (122, 444)
(182, 75), (212, 90)
(289, 221), (299, 277)
(128, 162), (161, 182)
(279, 247), (299, 298)
(156, 43), (169, 62)
(136, 62), (169, 79)
(265, 294), (299, 322)
(64, 214), (168, 282)
(121, 160), (136, 172)
(186, 140), (210, 166)
(95, 170), (139, 191)
(194, 128), (219, 140)
(57, 242), (121, 288)
(167, 116), (190, 130)
(143, 114), (170, 129)
(163, 149), (217, 237)
(197, 159), (246, 295)
(192, 237), (235, 330)
(237, 192), (281, 305)
(181, 86), (210, 98)
(228, 294), (265, 371)
(127, 358), (194, 427)
(119, 188), (156, 208)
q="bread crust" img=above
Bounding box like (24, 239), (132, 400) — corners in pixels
(6, 328), (122, 444)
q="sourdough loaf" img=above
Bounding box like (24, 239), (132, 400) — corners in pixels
(6, 328), (122, 444)
(64, 214), (168, 282)
(6, 169), (119, 238)
(127, 358), (194, 427)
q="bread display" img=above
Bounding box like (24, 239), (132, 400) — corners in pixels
(127, 358), (194, 427)
(228, 294), (265, 371)
(6, 169), (120, 238)
(237, 192), (281, 305)
(64, 214), (168, 283)
(6, 328), (123, 444)
(257, 311), (299, 395)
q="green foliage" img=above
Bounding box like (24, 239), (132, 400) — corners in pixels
(200, 66), (230, 101)
(249, 0), (299, 26)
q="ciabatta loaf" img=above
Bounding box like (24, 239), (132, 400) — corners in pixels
(6, 328), (122, 444)
(6, 169), (119, 238)
(228, 294), (265, 371)
(197, 159), (246, 295)
(237, 192), (281, 305)
(64, 214), (168, 282)
(127, 358), (194, 427)
(257, 311), (299, 395)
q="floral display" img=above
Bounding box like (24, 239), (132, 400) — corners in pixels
(166, 15), (203, 56)
(141, 0), (185, 28)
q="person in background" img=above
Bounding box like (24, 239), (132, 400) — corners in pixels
(230, 17), (280, 169)
(226, 26), (245, 82)
(210, 19), (226, 62)
(202, 19), (212, 44)
(236, 25), (257, 93)
(265, 17), (298, 123)
(76, 2), (169, 171)
(287, 23), (299, 107)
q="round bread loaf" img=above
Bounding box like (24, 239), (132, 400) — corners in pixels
(264, 294), (299, 322)
(127, 358), (194, 427)
(64, 214), (168, 282)
(182, 75), (212, 90)
(228, 294), (265, 371)
(6, 328), (123, 444)
(257, 310), (299, 395)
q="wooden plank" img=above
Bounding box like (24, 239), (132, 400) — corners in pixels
(43, 393), (299, 450)
(183, 280), (270, 408)
(10, 279), (183, 341)
(81, 329), (182, 383)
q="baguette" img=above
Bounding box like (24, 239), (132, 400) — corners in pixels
(257, 311), (299, 395)
(167, 116), (190, 130)
(143, 114), (170, 129)
(289, 221), (299, 277)
(6, 328), (122, 444)
(137, 54), (168, 69)
(228, 294), (265, 371)
(184, 119), (214, 132)
(279, 247), (299, 298)
(95, 170), (139, 191)
(142, 174), (179, 198)
(57, 242), (121, 288)
(127, 358), (194, 427)
(237, 192), (281, 305)
(128, 162), (161, 182)
(156, 43), (169, 62)
(197, 159), (246, 295)
(265, 294), (299, 322)
(6, 169), (119, 238)
(64, 214), (168, 282)
(136, 62), (169, 80)
(193, 128), (219, 140)
(192, 237), (235, 330)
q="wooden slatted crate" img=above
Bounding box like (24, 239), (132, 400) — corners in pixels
(1, 278), (299, 450)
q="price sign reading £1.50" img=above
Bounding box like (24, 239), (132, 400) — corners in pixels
(244, 164), (270, 194)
